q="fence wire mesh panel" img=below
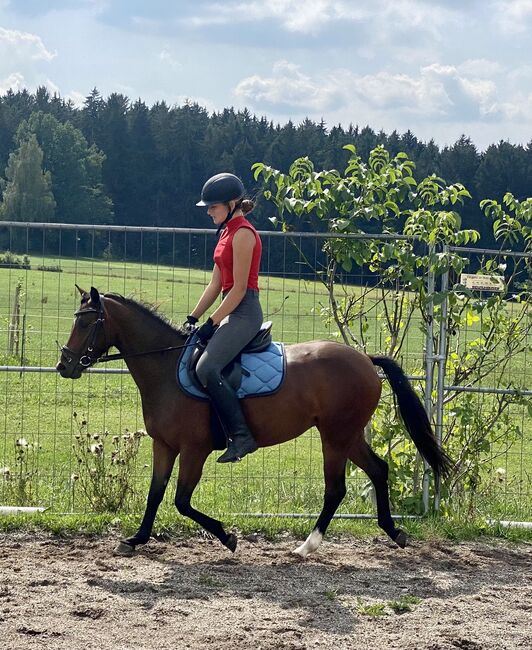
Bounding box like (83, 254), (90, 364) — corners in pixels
(440, 246), (532, 522)
(0, 222), (529, 523)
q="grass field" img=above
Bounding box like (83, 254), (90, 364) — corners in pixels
(0, 248), (530, 526)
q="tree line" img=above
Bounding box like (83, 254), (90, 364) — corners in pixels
(0, 86), (531, 260)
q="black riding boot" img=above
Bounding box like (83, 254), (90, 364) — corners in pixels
(205, 376), (258, 463)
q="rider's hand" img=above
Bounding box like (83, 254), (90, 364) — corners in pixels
(196, 317), (217, 344)
(182, 314), (198, 334)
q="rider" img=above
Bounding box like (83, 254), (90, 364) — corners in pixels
(184, 173), (263, 463)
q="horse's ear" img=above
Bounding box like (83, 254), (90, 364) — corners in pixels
(75, 284), (86, 297)
(90, 287), (101, 305)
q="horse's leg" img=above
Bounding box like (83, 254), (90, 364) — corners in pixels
(116, 438), (177, 554)
(174, 446), (237, 552)
(293, 444), (347, 558)
(349, 437), (407, 548)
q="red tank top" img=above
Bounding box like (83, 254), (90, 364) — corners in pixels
(213, 216), (261, 292)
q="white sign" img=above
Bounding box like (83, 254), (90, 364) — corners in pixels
(460, 274), (505, 292)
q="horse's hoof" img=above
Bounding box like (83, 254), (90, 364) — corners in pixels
(225, 534), (237, 553)
(394, 530), (408, 549)
(113, 541), (136, 557)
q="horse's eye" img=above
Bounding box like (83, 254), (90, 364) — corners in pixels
(76, 315), (92, 329)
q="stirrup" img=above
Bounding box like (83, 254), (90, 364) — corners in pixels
(217, 437), (258, 463)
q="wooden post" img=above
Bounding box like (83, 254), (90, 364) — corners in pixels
(8, 283), (21, 355)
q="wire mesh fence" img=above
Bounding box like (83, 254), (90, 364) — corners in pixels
(0, 222), (530, 522)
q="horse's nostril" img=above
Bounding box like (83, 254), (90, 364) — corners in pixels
(56, 362), (65, 373)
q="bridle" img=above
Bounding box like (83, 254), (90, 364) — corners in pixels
(58, 298), (197, 373)
(58, 304), (107, 369)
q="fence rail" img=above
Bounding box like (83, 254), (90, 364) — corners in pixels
(1, 221), (530, 522)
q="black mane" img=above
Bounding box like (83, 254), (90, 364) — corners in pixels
(103, 293), (183, 336)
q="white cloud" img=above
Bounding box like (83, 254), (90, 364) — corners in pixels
(0, 71), (25, 94)
(183, 0), (456, 36)
(493, 0), (532, 33)
(173, 94), (217, 111)
(0, 72), (61, 97)
(0, 27), (58, 96)
(159, 49), (181, 68)
(184, 0), (368, 33)
(234, 60), (347, 111)
(66, 90), (87, 107)
(457, 59), (505, 78)
(0, 27), (56, 62)
(235, 60), (528, 123)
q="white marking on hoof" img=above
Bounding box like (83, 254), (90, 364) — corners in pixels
(292, 529), (323, 558)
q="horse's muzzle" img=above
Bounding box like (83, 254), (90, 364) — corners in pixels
(56, 358), (83, 379)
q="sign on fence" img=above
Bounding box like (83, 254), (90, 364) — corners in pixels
(460, 273), (505, 292)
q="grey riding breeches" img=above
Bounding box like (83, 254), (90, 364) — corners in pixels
(195, 289), (263, 388)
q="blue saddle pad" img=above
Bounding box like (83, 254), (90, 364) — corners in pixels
(177, 336), (285, 400)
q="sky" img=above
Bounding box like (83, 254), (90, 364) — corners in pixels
(1, 0), (532, 150)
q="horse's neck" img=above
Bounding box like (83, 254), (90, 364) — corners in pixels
(109, 301), (183, 353)
(107, 300), (185, 391)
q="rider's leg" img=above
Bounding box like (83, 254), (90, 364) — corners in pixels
(196, 289), (262, 463)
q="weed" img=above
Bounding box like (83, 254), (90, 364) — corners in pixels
(71, 412), (147, 513)
(356, 598), (387, 617)
(1, 438), (40, 506)
(388, 594), (422, 614)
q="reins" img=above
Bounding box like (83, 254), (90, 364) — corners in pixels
(96, 341), (196, 363)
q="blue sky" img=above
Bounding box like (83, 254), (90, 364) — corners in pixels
(1, 0), (531, 150)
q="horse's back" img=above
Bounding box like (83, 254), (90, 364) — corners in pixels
(286, 339), (378, 378)
(230, 339), (379, 447)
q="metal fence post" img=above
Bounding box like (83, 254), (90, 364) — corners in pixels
(423, 244), (435, 513)
(434, 245), (450, 512)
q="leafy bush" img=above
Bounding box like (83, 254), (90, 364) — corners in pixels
(0, 250), (31, 269)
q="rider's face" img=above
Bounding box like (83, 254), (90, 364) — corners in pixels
(207, 202), (231, 225)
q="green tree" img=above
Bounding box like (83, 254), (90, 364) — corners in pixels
(0, 134), (55, 222)
(16, 111), (113, 224)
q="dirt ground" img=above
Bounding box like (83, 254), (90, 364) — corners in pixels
(0, 531), (530, 650)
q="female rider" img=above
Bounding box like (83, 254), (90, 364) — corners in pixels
(184, 173), (263, 463)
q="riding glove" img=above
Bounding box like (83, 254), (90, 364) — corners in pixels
(196, 317), (217, 343)
(182, 314), (198, 334)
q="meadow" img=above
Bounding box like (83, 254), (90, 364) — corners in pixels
(0, 248), (530, 525)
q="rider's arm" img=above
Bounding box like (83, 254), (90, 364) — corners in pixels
(210, 228), (255, 326)
(189, 264), (222, 319)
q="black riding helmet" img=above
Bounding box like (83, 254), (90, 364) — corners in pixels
(196, 173), (245, 207)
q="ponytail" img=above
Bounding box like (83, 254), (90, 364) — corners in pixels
(236, 198), (255, 215)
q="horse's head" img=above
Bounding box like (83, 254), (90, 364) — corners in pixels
(56, 285), (109, 379)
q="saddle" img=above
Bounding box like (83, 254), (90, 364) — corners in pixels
(178, 321), (285, 399)
(176, 322), (285, 450)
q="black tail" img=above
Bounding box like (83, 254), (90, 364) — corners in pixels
(370, 356), (452, 480)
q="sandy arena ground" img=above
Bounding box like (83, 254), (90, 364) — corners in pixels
(0, 531), (530, 649)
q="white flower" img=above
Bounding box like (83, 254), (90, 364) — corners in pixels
(16, 438), (28, 447)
